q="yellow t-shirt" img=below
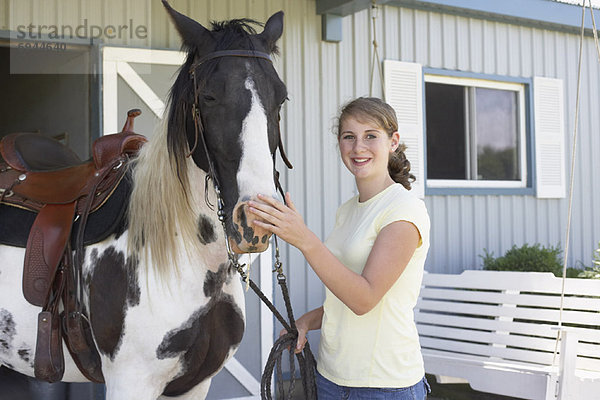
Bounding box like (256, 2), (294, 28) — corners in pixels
(317, 183), (430, 388)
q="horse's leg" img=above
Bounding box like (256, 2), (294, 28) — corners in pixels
(157, 378), (212, 400)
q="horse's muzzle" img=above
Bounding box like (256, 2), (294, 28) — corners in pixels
(230, 199), (272, 253)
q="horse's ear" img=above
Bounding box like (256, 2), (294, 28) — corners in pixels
(162, 0), (213, 51)
(259, 11), (284, 53)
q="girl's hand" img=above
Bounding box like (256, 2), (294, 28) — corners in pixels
(279, 307), (323, 354)
(279, 326), (308, 354)
(248, 192), (314, 250)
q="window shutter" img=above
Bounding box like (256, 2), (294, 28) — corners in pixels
(534, 77), (566, 199)
(384, 60), (425, 198)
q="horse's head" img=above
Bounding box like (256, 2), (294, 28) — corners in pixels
(163, 1), (287, 254)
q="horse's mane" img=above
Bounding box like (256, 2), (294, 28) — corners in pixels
(208, 18), (278, 55)
(127, 117), (202, 277)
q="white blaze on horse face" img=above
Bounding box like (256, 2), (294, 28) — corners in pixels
(236, 77), (276, 200)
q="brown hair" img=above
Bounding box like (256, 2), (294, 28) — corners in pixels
(336, 97), (415, 190)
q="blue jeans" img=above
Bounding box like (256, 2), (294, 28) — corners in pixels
(316, 371), (430, 400)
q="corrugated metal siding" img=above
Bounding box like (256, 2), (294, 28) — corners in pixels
(3, 0), (600, 376)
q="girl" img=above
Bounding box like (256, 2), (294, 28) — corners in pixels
(249, 97), (431, 399)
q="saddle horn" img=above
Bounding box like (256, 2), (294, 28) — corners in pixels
(121, 109), (141, 133)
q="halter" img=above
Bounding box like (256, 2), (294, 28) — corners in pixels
(187, 49), (316, 399)
(188, 49), (292, 195)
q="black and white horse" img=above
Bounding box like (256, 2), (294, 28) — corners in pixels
(0, 2), (287, 398)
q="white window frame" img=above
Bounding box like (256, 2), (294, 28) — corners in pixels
(424, 74), (528, 190)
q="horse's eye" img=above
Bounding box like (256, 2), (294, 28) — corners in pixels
(203, 94), (216, 102)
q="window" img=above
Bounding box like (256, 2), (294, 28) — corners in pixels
(384, 60), (564, 198)
(424, 75), (527, 189)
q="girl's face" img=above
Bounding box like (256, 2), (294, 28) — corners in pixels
(338, 116), (399, 182)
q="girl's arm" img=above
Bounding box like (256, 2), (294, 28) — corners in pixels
(249, 193), (420, 315)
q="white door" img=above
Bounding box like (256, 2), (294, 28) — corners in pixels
(102, 46), (274, 400)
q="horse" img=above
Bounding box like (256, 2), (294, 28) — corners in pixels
(0, 1), (288, 398)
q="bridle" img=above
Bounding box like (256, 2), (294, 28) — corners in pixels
(187, 49), (316, 400)
(188, 49), (292, 207)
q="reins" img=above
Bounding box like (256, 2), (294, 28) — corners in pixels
(189, 50), (317, 400)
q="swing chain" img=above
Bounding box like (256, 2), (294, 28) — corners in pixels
(369, 0), (385, 97)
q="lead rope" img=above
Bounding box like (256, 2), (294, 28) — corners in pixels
(212, 185), (317, 399)
(197, 113), (315, 397)
(188, 51), (315, 399)
(262, 236), (317, 400)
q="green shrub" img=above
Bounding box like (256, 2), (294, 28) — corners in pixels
(576, 242), (600, 279)
(481, 243), (563, 276)
(577, 267), (600, 279)
(481, 242), (600, 279)
(566, 267), (584, 278)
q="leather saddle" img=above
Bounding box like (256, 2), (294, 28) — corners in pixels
(0, 109), (147, 383)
